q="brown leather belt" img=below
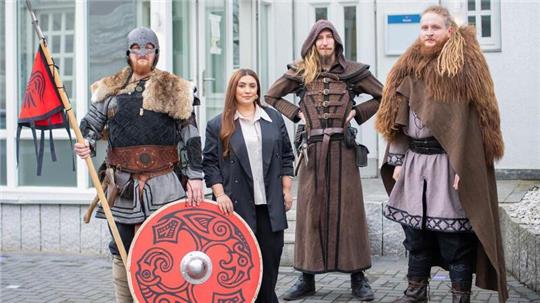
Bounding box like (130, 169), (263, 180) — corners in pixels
(107, 145), (178, 173)
(309, 128), (344, 202)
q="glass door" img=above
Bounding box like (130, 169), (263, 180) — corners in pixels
(199, 0), (230, 126)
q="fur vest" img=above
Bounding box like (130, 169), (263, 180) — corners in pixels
(90, 67), (194, 120)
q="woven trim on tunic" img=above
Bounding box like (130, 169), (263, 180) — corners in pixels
(384, 205), (473, 232)
(387, 153), (405, 166)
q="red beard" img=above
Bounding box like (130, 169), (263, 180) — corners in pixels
(131, 58), (153, 75)
(419, 37), (449, 57)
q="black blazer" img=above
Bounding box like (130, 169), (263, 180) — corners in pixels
(202, 106), (294, 232)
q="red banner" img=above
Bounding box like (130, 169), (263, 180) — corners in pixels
(17, 45), (72, 175)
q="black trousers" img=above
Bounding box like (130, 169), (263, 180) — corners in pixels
(255, 205), (285, 303)
(402, 225), (477, 282)
(109, 223), (135, 256)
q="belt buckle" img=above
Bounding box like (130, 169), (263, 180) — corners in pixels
(137, 148), (156, 169)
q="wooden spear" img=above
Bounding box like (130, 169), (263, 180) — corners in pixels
(25, 0), (129, 267)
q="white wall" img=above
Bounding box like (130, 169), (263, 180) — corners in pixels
(267, 1), (296, 139)
(485, 1), (540, 169)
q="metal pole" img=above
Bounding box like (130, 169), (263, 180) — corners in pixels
(25, 0), (129, 267)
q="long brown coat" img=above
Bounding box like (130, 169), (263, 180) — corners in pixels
(265, 20), (383, 273)
(376, 26), (507, 301)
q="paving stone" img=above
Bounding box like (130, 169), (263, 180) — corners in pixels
(4, 253), (519, 303)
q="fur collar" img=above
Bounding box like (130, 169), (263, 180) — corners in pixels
(376, 26), (504, 162)
(90, 67), (194, 120)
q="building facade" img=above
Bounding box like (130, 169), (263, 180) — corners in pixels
(1, 0), (538, 254)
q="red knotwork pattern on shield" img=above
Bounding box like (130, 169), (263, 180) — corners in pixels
(128, 199), (262, 303)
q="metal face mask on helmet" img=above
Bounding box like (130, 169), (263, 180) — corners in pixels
(126, 27), (160, 67)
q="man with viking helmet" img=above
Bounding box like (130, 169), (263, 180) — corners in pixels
(376, 6), (507, 303)
(265, 20), (383, 301)
(74, 27), (203, 302)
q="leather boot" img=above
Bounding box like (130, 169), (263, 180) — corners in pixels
(282, 273), (315, 301)
(112, 255), (133, 303)
(392, 276), (429, 303)
(451, 281), (471, 303)
(351, 271), (374, 301)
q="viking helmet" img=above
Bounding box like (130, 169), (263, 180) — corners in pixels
(126, 27), (160, 67)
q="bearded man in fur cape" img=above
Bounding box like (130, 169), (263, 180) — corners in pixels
(375, 6), (507, 303)
(74, 27), (203, 302)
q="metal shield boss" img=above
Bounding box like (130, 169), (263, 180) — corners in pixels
(128, 199), (262, 302)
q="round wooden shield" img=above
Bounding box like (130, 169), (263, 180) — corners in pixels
(127, 199), (262, 303)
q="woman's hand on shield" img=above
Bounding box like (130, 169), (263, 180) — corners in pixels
(216, 194), (234, 215)
(74, 140), (91, 159)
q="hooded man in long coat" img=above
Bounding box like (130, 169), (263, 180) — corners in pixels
(265, 20), (383, 301)
(376, 6), (507, 303)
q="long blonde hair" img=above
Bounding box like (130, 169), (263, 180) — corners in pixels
(295, 45), (321, 85)
(422, 5), (465, 77)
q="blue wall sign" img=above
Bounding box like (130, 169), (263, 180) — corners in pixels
(387, 14), (421, 24)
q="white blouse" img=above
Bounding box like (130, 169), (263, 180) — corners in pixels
(234, 105), (272, 205)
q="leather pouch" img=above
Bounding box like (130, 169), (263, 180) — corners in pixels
(344, 126), (358, 149)
(355, 144), (369, 167)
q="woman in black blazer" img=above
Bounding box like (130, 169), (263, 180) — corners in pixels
(202, 69), (294, 303)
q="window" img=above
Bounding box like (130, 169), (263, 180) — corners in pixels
(88, 1), (149, 94)
(0, 140), (5, 185)
(87, 1), (150, 184)
(233, 0), (240, 69)
(259, 2), (271, 93)
(204, 0), (228, 122)
(466, 0), (501, 51)
(315, 7), (328, 21)
(173, 0), (192, 80)
(0, 0), (5, 130)
(344, 6), (357, 61)
(1, 0), (6, 185)
(17, 0), (77, 186)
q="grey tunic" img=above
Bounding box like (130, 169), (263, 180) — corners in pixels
(383, 111), (472, 232)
